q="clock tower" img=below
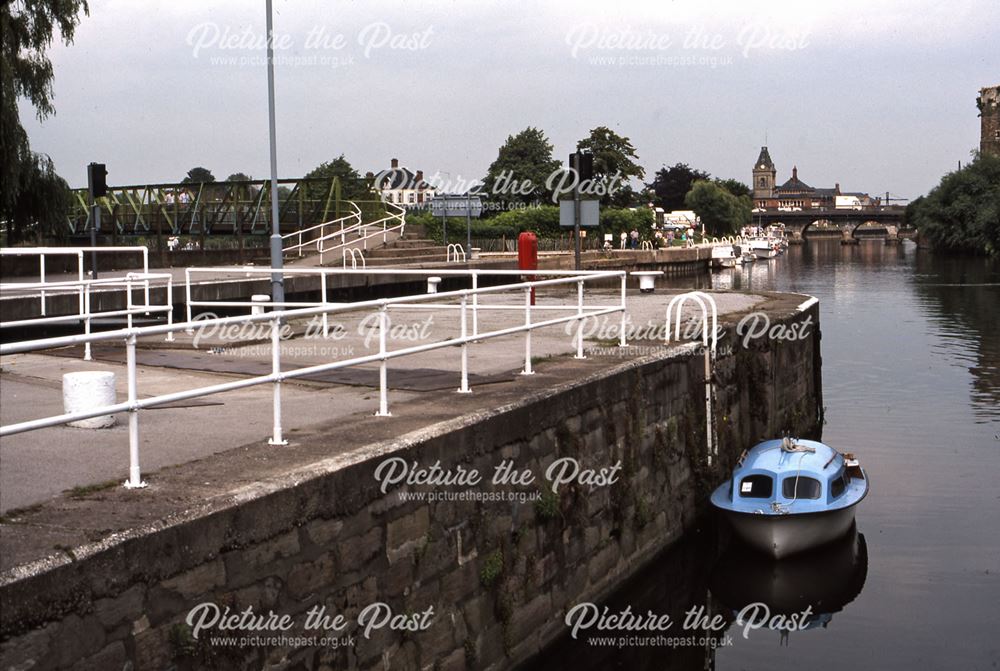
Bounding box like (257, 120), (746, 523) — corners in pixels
(752, 146), (776, 203)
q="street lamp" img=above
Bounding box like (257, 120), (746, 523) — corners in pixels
(265, 0), (284, 306)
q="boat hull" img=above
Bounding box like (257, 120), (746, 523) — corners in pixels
(712, 257), (737, 269)
(722, 504), (859, 559)
(752, 247), (778, 259)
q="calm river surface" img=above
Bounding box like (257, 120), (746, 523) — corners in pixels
(527, 239), (1000, 670)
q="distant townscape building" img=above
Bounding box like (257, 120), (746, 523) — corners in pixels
(980, 85), (1000, 157)
(375, 158), (436, 207)
(751, 146), (876, 211)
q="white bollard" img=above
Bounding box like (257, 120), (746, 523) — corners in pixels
(63, 371), (117, 429)
(631, 271), (663, 294)
(427, 277), (442, 294)
(470, 247), (481, 260)
(251, 294), (271, 315)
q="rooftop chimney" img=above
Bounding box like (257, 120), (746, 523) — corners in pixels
(391, 158), (399, 169)
(792, 166), (798, 179)
(415, 170), (423, 183)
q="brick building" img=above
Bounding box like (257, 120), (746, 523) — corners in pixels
(980, 85), (1000, 157)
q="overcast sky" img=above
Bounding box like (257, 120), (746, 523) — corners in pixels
(18, 0), (1000, 200)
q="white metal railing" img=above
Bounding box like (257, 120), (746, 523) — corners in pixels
(183, 266), (630, 349)
(1, 273), (176, 360)
(1, 269), (627, 489)
(446, 244), (466, 263)
(316, 203), (406, 264)
(0, 246), (150, 315)
(343, 248), (366, 269)
(282, 202), (363, 257)
(665, 291), (719, 466)
(639, 240), (654, 251)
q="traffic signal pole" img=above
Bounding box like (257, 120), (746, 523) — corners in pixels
(87, 162), (107, 279)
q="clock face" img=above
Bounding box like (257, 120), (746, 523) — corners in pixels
(759, 164), (765, 168)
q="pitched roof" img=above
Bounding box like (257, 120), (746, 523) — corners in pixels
(375, 167), (433, 191)
(754, 146), (775, 170)
(776, 166), (813, 192)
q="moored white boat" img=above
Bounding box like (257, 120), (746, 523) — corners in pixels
(749, 238), (779, 259)
(710, 438), (868, 558)
(711, 244), (738, 269)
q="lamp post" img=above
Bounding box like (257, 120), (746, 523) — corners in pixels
(265, 0), (284, 306)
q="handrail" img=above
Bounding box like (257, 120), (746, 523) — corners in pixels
(315, 202), (406, 263)
(665, 291), (719, 465)
(282, 201), (362, 257)
(2, 269), (628, 489)
(1, 272), (175, 360)
(0, 246), (150, 315)
(343, 247), (366, 269)
(446, 243), (466, 263)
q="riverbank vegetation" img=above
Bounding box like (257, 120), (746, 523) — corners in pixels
(907, 154), (1000, 256)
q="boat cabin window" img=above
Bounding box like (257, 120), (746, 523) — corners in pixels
(738, 474), (773, 499)
(782, 476), (822, 500)
(830, 471), (848, 499)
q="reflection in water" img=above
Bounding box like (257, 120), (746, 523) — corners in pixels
(910, 253), (1000, 421)
(518, 528), (721, 671)
(709, 527), (869, 643)
(527, 240), (998, 670)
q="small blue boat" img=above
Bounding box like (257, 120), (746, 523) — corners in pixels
(710, 438), (868, 558)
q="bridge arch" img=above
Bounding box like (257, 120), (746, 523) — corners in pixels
(800, 219), (834, 238)
(851, 220), (885, 238)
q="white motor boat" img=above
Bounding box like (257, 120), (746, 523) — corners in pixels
(749, 238), (779, 259)
(711, 245), (737, 269)
(710, 438), (869, 558)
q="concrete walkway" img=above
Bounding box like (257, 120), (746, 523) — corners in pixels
(0, 289), (764, 513)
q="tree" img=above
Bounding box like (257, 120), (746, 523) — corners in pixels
(576, 126), (645, 207)
(715, 178), (752, 200)
(482, 127), (562, 208)
(907, 154), (1000, 256)
(8, 154), (72, 242)
(684, 180), (751, 236)
(1, 0), (89, 243)
(182, 167), (216, 184)
(225, 172), (252, 182)
(304, 154), (369, 200)
(647, 163), (710, 211)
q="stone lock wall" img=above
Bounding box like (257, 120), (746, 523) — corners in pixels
(0, 302), (821, 671)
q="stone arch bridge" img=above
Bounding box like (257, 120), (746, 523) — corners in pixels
(754, 207), (914, 243)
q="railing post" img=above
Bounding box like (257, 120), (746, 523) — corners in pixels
(268, 316), (288, 445)
(77, 251), (85, 316)
(458, 295), (471, 393)
(471, 271), (479, 337)
(376, 304), (391, 416)
(39, 254), (46, 316)
(184, 268), (194, 332)
(123, 334), (147, 489)
(521, 286), (533, 375)
(142, 247), (150, 311)
(574, 280), (585, 359)
(619, 273), (627, 347)
(83, 285), (92, 361)
(126, 276), (134, 329)
(320, 272), (329, 338)
(165, 279), (175, 342)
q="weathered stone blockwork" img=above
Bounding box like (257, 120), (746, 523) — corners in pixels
(0, 301), (821, 671)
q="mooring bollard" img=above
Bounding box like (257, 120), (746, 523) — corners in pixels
(630, 271), (663, 294)
(427, 277), (442, 294)
(251, 294), (270, 315)
(62, 371), (117, 429)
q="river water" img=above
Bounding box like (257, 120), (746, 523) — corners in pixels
(526, 239), (1000, 670)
